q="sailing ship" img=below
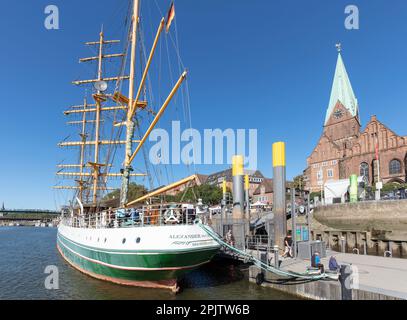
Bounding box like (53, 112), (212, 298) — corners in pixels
(56, 0), (220, 292)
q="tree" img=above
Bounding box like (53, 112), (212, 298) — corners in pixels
(166, 184), (224, 206)
(293, 175), (305, 191)
(104, 183), (148, 202)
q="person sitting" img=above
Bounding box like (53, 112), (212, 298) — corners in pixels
(328, 255), (340, 272)
(130, 208), (140, 223)
(311, 251), (325, 273)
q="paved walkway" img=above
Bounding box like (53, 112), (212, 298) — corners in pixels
(280, 251), (407, 299)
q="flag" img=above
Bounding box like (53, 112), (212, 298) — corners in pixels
(165, 2), (175, 33)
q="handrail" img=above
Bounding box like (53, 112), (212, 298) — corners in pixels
(62, 203), (198, 229)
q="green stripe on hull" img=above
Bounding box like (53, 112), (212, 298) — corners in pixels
(57, 234), (218, 281)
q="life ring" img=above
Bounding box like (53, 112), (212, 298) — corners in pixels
(164, 209), (180, 223)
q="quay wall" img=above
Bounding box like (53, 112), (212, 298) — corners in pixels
(310, 200), (407, 258)
(313, 200), (407, 233)
(249, 266), (402, 300)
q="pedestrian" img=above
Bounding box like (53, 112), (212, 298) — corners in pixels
(225, 229), (235, 247)
(282, 232), (293, 258)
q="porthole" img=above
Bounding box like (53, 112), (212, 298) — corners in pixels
(104, 238), (107, 243)
(97, 238), (100, 242)
(122, 238), (126, 244)
(136, 237), (141, 243)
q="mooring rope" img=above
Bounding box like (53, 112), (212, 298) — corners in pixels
(198, 223), (330, 281)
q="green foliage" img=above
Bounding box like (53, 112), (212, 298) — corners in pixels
(293, 175), (305, 191)
(380, 182), (407, 193)
(309, 191), (323, 201)
(3, 213), (58, 220)
(104, 183), (224, 206)
(166, 184), (224, 206)
(104, 183), (148, 202)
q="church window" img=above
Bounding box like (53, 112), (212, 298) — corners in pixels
(360, 162), (369, 180)
(389, 159), (402, 175)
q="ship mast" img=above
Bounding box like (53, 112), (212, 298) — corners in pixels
(91, 29), (105, 204)
(78, 97), (88, 202)
(56, 24), (144, 205)
(119, 0), (188, 207)
(120, 0), (140, 207)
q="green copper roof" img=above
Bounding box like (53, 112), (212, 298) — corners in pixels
(325, 52), (358, 125)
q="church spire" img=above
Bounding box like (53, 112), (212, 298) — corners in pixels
(325, 44), (359, 125)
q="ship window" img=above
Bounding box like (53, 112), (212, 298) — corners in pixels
(136, 237), (141, 243)
(97, 238), (100, 242)
(122, 238), (126, 244)
(389, 159), (402, 175)
(104, 238), (107, 243)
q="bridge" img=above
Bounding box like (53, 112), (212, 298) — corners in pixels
(0, 208), (60, 226)
(0, 209), (59, 215)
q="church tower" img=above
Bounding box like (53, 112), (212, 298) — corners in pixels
(305, 45), (362, 191)
(323, 45), (361, 149)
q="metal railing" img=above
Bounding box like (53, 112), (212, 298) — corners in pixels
(245, 235), (270, 251)
(62, 203), (199, 229)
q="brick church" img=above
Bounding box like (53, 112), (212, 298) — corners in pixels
(304, 47), (407, 192)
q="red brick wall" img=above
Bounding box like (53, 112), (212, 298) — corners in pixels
(305, 112), (407, 191)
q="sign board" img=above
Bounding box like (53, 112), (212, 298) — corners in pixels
(376, 182), (383, 190)
(295, 226), (302, 242)
(302, 226), (309, 241)
(296, 225), (309, 242)
(349, 174), (358, 203)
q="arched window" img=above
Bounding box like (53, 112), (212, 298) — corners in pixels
(389, 159), (402, 175)
(360, 162), (369, 180)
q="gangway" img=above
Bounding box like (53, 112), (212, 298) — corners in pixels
(198, 222), (337, 281)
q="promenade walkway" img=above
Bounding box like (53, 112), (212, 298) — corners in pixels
(281, 251), (407, 299)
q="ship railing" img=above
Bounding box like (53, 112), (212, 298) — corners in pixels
(63, 203), (199, 229)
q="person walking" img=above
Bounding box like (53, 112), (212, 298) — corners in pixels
(282, 232), (293, 258)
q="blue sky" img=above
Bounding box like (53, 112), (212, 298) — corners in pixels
(0, 0), (406, 209)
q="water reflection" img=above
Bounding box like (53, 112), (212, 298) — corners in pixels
(0, 227), (297, 300)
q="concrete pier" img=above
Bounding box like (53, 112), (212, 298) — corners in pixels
(249, 251), (407, 300)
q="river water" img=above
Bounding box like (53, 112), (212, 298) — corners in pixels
(0, 227), (297, 300)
